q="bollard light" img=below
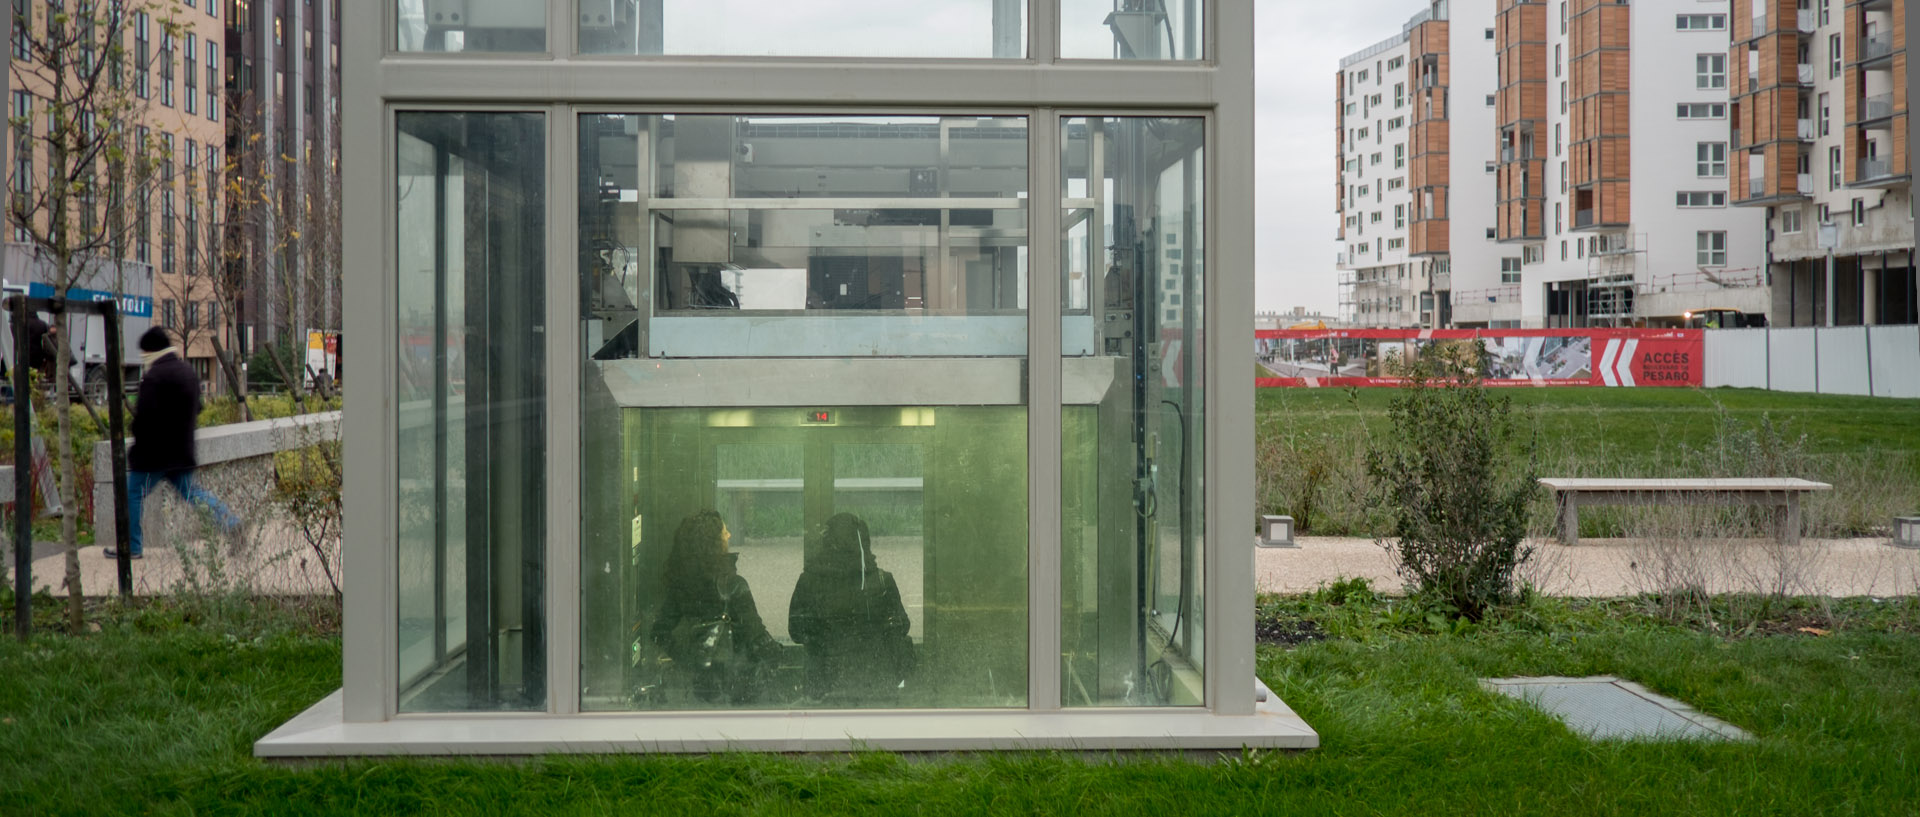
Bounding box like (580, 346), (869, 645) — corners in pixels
(1258, 515), (1296, 548)
(1895, 516), (1920, 549)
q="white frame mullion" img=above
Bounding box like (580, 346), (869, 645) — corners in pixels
(1027, 107), (1063, 712)
(1031, 0), (1061, 64)
(341, 0), (391, 723)
(546, 108), (582, 715)
(1207, 0), (1255, 717)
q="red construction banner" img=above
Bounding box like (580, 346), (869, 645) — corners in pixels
(1254, 328), (1703, 388)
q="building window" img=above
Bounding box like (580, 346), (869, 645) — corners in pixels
(1394, 145), (1404, 168)
(1394, 204), (1405, 228)
(1394, 83), (1404, 108)
(1523, 245), (1543, 265)
(1387, 238), (1405, 250)
(1695, 54), (1725, 90)
(1819, 93), (1830, 136)
(135, 13), (151, 99)
(1676, 103), (1727, 119)
(162, 299), (176, 328)
(160, 32), (175, 107)
(206, 42), (221, 120)
(1781, 207), (1803, 234)
(1696, 231), (1727, 266)
(1485, 28), (1494, 39)
(1696, 142), (1727, 178)
(1819, 0), (1829, 27)
(185, 35), (198, 115)
(1829, 34), (1841, 78)
(1829, 146), (1842, 190)
(1561, 241), (1567, 260)
(1486, 227), (1497, 239)
(1554, 123), (1561, 156)
(1676, 191), (1727, 207)
(1485, 94), (1495, 107)
(1500, 258), (1521, 283)
(1675, 14), (1726, 30)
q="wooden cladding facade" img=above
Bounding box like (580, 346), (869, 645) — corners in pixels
(1568, 0), (1631, 230)
(1843, 0), (1908, 185)
(1409, 17), (1451, 256)
(1731, 0), (1813, 204)
(1495, 0), (1548, 242)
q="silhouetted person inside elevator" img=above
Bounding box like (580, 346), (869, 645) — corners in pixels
(788, 512), (915, 705)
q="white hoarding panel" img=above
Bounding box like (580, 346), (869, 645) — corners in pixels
(1815, 327), (1871, 396)
(1767, 327), (1818, 393)
(1704, 329), (1769, 389)
(1869, 325), (1920, 399)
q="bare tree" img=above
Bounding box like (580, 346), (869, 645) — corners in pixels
(6, 0), (177, 626)
(222, 89), (341, 412)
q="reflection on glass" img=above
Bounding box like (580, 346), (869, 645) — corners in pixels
(578, 0), (1027, 58)
(577, 114), (1029, 359)
(578, 407), (1028, 710)
(1061, 116), (1205, 706)
(1061, 0), (1203, 60)
(396, 112), (547, 712)
(396, 0), (549, 53)
(578, 112), (1031, 712)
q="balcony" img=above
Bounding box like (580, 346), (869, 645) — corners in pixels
(1574, 208), (1594, 228)
(1797, 118), (1813, 140)
(1797, 63), (1813, 85)
(1862, 93), (1895, 122)
(1751, 11), (1765, 35)
(1748, 173), (1765, 196)
(1850, 156), (1896, 182)
(1797, 173), (1813, 194)
(1859, 33), (1894, 63)
(1797, 10), (1815, 32)
(1732, 128), (1744, 150)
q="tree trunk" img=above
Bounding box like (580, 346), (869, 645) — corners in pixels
(211, 337), (252, 421)
(53, 272), (83, 631)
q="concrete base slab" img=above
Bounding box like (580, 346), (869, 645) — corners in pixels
(256, 686), (1320, 757)
(1483, 676), (1750, 742)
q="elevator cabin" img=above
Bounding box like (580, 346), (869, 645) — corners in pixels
(554, 113), (1207, 712)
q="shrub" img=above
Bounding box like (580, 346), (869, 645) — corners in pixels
(1366, 343), (1540, 621)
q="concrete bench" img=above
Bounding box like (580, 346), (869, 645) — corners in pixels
(1539, 478), (1832, 546)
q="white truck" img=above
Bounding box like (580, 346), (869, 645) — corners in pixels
(1, 243), (155, 404)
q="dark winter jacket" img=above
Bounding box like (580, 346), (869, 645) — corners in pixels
(787, 513), (914, 702)
(129, 351), (202, 472)
(651, 552), (781, 703)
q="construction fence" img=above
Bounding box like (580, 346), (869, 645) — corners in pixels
(1256, 326), (1920, 399)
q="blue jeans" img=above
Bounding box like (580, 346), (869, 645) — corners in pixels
(127, 469), (240, 556)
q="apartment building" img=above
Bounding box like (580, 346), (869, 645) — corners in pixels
(1345, 0), (1777, 329)
(6, 0), (229, 388)
(1731, 0), (1916, 326)
(1336, 26), (1431, 327)
(225, 0), (343, 355)
(1508, 0), (1771, 327)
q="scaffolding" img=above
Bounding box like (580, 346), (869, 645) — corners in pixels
(1583, 231), (1645, 327)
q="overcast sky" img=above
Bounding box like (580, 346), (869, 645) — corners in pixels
(1255, 0), (1430, 316)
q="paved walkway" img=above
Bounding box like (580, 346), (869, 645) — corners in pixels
(1259, 536), (1920, 598)
(15, 518), (339, 597)
(14, 533), (1917, 600)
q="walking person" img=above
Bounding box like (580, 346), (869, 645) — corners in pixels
(103, 327), (240, 559)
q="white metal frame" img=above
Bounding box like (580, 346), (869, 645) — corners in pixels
(280, 0), (1307, 755)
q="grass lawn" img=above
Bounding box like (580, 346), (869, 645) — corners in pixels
(1257, 386), (1920, 537)
(3, 594), (1918, 815)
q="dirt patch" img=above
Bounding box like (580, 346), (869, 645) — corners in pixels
(1256, 617), (1328, 647)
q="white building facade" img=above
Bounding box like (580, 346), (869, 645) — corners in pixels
(1336, 31), (1428, 327)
